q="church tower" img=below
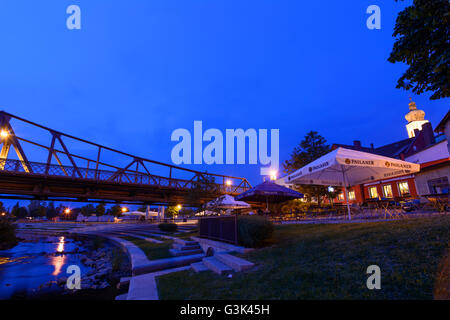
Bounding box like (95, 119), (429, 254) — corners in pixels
(405, 98), (429, 138)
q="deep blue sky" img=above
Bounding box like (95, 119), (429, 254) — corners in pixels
(0, 1), (448, 209)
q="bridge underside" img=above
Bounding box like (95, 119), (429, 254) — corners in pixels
(0, 172), (237, 206)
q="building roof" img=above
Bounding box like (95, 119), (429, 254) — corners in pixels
(332, 137), (414, 158)
(435, 110), (450, 133)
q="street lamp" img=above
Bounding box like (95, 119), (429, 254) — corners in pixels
(0, 129), (9, 139)
(121, 207), (128, 213)
(64, 208), (71, 214)
(176, 204), (182, 210)
(226, 180), (232, 186)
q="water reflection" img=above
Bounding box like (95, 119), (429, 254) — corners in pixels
(56, 237), (65, 253)
(0, 236), (90, 299)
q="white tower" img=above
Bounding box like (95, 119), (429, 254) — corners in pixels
(405, 98), (429, 138)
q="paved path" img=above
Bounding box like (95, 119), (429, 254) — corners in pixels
(126, 266), (191, 300)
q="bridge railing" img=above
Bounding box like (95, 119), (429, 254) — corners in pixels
(0, 111), (252, 196)
(0, 158), (250, 194)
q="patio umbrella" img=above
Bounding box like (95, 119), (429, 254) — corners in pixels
(235, 180), (304, 212)
(205, 194), (251, 210)
(281, 147), (420, 220)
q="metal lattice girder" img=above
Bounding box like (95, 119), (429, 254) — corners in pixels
(0, 111), (253, 204)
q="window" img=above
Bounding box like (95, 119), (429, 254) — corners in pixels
(348, 190), (356, 200)
(382, 185), (393, 198)
(427, 177), (449, 194)
(338, 193), (344, 201)
(368, 186), (378, 199)
(398, 182), (410, 196)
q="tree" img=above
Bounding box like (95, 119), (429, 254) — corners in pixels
(95, 203), (106, 216)
(388, 0), (449, 100)
(46, 202), (58, 219)
(0, 201), (6, 214)
(11, 202), (20, 218)
(186, 173), (221, 209)
(108, 205), (122, 217)
(282, 131), (334, 206)
(165, 206), (179, 218)
(12, 202), (28, 219)
(28, 200), (46, 217)
(81, 204), (95, 216)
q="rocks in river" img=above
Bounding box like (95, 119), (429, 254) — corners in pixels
(57, 277), (68, 286)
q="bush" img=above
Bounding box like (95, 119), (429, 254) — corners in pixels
(0, 220), (18, 250)
(237, 216), (274, 248)
(158, 223), (178, 232)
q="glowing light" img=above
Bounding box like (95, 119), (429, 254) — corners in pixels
(64, 208), (71, 214)
(328, 186), (335, 193)
(270, 170), (277, 181)
(176, 204), (182, 210)
(226, 180), (232, 186)
(1, 212), (5, 216)
(0, 129), (9, 138)
(57, 236), (65, 253)
(121, 207), (128, 213)
(51, 255), (67, 276)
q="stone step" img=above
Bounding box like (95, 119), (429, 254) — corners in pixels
(117, 276), (131, 289)
(115, 293), (128, 300)
(133, 254), (205, 275)
(169, 248), (204, 257)
(173, 238), (198, 246)
(215, 253), (255, 272)
(190, 262), (209, 273)
(202, 256), (233, 275)
(172, 243), (201, 251)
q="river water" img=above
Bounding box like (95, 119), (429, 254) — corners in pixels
(0, 234), (91, 299)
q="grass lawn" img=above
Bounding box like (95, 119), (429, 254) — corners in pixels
(122, 236), (174, 260)
(157, 215), (450, 300)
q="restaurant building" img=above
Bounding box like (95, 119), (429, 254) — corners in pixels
(329, 100), (449, 204)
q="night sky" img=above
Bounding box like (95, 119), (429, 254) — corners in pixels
(0, 1), (448, 208)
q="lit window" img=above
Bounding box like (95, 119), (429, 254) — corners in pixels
(348, 190), (356, 200)
(368, 186), (378, 199)
(398, 182), (410, 196)
(383, 185), (393, 198)
(338, 193), (344, 201)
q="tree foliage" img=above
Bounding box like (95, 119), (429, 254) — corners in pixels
(95, 203), (106, 216)
(186, 173), (221, 209)
(388, 0), (449, 99)
(282, 131), (336, 206)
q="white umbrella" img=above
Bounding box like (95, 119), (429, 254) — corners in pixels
(122, 211), (146, 216)
(282, 147), (420, 220)
(205, 194), (251, 210)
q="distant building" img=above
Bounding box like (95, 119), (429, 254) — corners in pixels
(330, 100), (449, 204)
(435, 110), (450, 153)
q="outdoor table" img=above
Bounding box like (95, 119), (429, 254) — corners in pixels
(365, 199), (403, 219)
(423, 194), (449, 213)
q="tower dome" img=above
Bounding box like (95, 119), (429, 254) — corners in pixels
(404, 98), (429, 138)
(405, 99), (426, 123)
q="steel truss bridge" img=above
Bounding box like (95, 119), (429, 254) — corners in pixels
(0, 111), (252, 206)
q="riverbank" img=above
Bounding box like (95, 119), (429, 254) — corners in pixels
(0, 232), (131, 300)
